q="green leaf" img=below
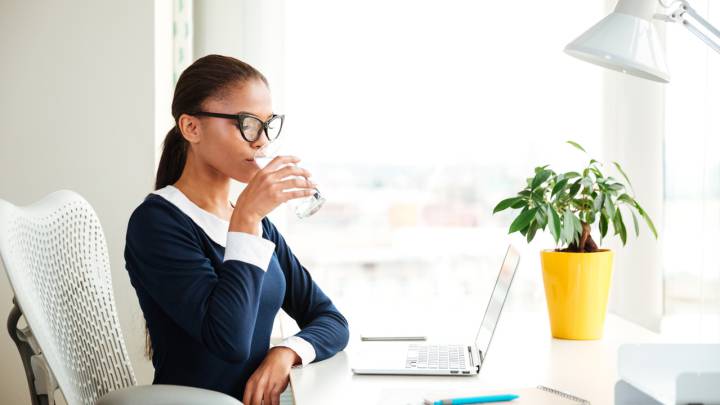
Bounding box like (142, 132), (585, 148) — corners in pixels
(564, 171), (581, 179)
(572, 214), (583, 246)
(604, 197), (616, 219)
(551, 178), (569, 197)
(599, 212), (609, 239)
(593, 193), (604, 212)
(535, 207), (548, 228)
(493, 197), (524, 213)
(608, 183), (625, 191)
(562, 210), (577, 245)
(585, 211), (595, 225)
(630, 210), (640, 237)
(531, 169), (553, 190)
(526, 221), (539, 243)
(511, 199), (527, 209)
(613, 161), (634, 193)
(617, 193), (635, 206)
(568, 181), (581, 198)
(581, 176), (594, 189)
(637, 204), (658, 239)
(566, 140), (587, 153)
(509, 208), (537, 234)
(548, 205), (561, 243)
(612, 209), (627, 245)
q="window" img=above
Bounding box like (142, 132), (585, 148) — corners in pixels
(663, 0), (720, 340)
(279, 0), (605, 325)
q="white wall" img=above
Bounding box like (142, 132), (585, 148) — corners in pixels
(600, 0), (666, 332)
(0, 1), (163, 402)
(603, 70), (666, 332)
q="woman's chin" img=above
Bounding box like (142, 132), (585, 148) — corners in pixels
(232, 168), (260, 184)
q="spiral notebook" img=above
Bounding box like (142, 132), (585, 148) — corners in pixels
(421, 386), (590, 405)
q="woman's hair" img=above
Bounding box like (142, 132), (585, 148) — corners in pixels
(154, 54), (269, 190)
(147, 55), (268, 359)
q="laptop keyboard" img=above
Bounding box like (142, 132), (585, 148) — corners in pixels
(405, 344), (467, 370)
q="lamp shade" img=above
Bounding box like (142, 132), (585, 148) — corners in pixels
(565, 0), (670, 83)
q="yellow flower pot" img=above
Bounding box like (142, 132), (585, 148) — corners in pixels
(540, 249), (614, 340)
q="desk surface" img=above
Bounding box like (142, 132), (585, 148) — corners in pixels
(282, 311), (658, 405)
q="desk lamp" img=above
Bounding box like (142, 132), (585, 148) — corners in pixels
(565, 0), (720, 82)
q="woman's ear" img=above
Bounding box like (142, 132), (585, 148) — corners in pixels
(177, 113), (202, 144)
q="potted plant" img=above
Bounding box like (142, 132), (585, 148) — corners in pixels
(493, 141), (658, 340)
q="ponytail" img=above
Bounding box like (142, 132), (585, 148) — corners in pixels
(155, 126), (187, 190)
(145, 54), (268, 360)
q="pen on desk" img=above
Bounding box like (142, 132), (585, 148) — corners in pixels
(425, 394), (519, 405)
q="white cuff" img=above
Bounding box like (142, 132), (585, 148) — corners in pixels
(223, 231), (276, 271)
(273, 336), (316, 367)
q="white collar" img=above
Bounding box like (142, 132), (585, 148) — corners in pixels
(152, 185), (229, 247)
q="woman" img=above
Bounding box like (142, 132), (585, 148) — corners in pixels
(124, 54), (349, 405)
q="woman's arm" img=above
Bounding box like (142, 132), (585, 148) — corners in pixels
(124, 198), (274, 363)
(264, 219), (350, 364)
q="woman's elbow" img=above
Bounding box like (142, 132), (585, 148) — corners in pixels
(339, 325), (350, 351)
(336, 313), (350, 350)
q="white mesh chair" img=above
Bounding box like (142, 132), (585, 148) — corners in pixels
(0, 190), (242, 405)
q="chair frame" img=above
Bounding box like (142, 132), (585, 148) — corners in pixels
(7, 297), (58, 405)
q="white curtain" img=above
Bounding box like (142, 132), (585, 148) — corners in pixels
(663, 0), (720, 340)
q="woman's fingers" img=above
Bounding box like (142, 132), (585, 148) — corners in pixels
(267, 382), (281, 405)
(275, 177), (316, 192)
(241, 379), (253, 405)
(281, 189), (317, 203)
(242, 376), (264, 405)
(267, 164), (312, 181)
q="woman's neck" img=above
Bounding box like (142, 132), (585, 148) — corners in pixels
(173, 151), (233, 220)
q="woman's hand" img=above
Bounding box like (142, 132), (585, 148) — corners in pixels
(230, 156), (316, 234)
(242, 347), (300, 405)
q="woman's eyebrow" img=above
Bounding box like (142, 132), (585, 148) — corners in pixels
(236, 111), (275, 120)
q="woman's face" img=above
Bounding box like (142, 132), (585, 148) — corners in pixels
(185, 79), (273, 184)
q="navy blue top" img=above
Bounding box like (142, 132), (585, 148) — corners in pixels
(124, 193), (349, 399)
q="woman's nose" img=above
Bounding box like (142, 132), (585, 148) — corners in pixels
(250, 134), (269, 150)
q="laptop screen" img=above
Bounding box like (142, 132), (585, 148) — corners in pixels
(473, 245), (521, 363)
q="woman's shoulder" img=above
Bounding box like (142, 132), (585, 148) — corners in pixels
(128, 193), (195, 236)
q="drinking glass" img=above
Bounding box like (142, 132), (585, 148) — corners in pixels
(253, 142), (325, 219)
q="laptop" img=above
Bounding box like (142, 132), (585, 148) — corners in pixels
(351, 245), (520, 376)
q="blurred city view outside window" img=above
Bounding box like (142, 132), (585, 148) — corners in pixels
(275, 0), (604, 324)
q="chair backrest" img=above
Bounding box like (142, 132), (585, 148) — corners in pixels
(0, 190), (136, 405)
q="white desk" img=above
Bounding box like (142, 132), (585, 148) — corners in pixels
(282, 311), (658, 405)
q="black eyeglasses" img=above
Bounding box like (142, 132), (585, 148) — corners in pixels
(188, 111), (284, 143)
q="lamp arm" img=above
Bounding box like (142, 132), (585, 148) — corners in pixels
(682, 3), (720, 53)
(654, 0), (720, 54)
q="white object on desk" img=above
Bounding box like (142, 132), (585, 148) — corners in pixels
(615, 344), (720, 404)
